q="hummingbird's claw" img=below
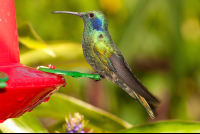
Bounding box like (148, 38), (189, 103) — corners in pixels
(92, 72), (105, 78)
(92, 72), (104, 82)
(94, 77), (101, 82)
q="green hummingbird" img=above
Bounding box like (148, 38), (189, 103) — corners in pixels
(52, 10), (160, 119)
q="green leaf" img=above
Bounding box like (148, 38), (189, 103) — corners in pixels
(18, 22), (56, 57)
(118, 120), (200, 133)
(32, 93), (132, 133)
(0, 113), (48, 133)
(20, 42), (89, 69)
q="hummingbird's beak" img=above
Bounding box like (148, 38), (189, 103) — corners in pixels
(51, 11), (82, 17)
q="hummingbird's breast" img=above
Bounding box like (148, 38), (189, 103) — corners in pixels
(82, 30), (112, 77)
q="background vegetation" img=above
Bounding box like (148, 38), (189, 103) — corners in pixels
(1, 0), (200, 133)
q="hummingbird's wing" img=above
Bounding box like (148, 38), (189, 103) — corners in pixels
(93, 43), (159, 103)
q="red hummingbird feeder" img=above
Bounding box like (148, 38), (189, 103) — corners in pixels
(0, 0), (66, 122)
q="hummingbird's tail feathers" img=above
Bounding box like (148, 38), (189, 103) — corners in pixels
(146, 99), (159, 117)
(109, 53), (160, 103)
(132, 91), (156, 119)
(113, 77), (157, 119)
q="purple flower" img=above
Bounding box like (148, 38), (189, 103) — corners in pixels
(65, 113), (86, 133)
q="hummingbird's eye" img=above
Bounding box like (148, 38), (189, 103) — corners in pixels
(89, 13), (95, 18)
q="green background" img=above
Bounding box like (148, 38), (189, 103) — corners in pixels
(2, 0), (200, 133)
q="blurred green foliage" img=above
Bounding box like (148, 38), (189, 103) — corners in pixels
(0, 113), (48, 133)
(8, 0), (200, 132)
(32, 93), (132, 133)
(118, 120), (200, 133)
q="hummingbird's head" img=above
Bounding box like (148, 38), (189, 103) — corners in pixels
(52, 10), (108, 31)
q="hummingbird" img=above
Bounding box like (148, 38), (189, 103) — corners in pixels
(52, 10), (160, 119)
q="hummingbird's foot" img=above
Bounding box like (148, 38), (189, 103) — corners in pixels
(92, 72), (105, 78)
(92, 72), (104, 82)
(94, 77), (101, 82)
